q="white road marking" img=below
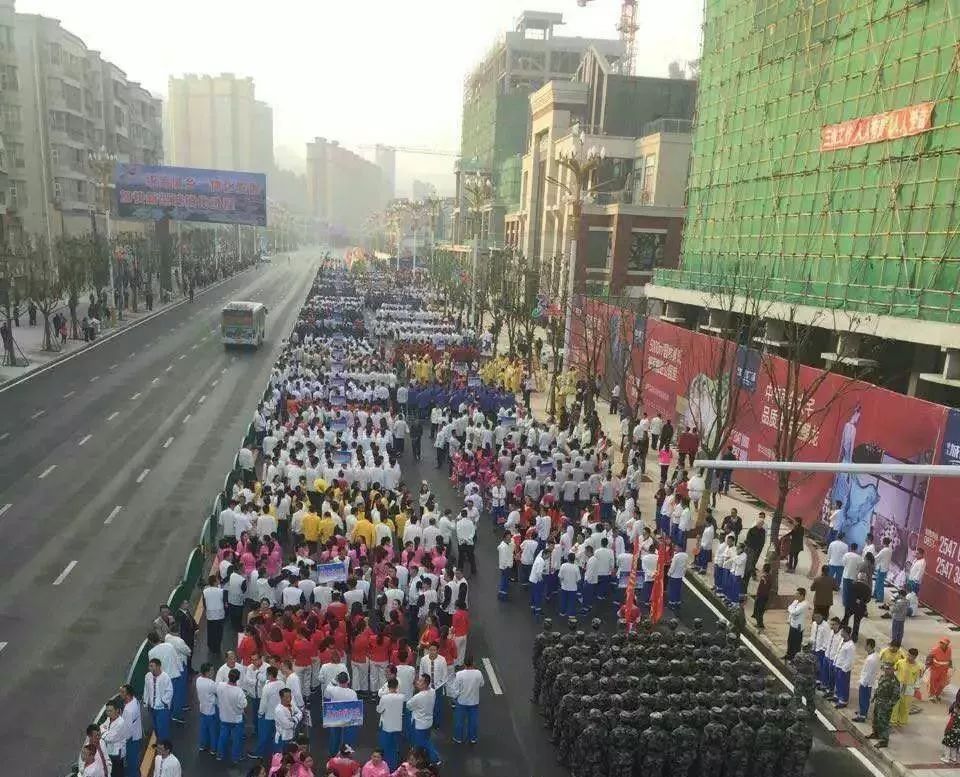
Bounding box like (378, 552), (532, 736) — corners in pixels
(109, 363), (118, 370)
(78, 434), (92, 446)
(200, 335), (208, 342)
(165, 365), (173, 372)
(52, 560), (77, 585)
(170, 327), (176, 333)
(151, 377), (159, 384)
(0, 504), (11, 518)
(198, 394), (206, 404)
(163, 436), (174, 449)
(104, 506), (122, 525)
(482, 657), (503, 695)
(38, 465), (56, 479)
(182, 414), (191, 423)
(63, 390), (75, 399)
(0, 432), (8, 441)
(90, 375), (99, 382)
(190, 343), (198, 350)
(0, 641), (7, 653)
(847, 746), (886, 777)
(136, 468), (150, 483)
(178, 354), (187, 360)
(130, 392), (141, 400)
(128, 352), (136, 358)
(31, 410), (45, 420)
(107, 411), (119, 421)
(221, 367), (227, 374)
(211, 380), (218, 387)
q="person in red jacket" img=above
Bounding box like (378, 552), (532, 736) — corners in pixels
(367, 629), (392, 692)
(438, 626), (458, 667)
(326, 744), (361, 777)
(326, 593), (348, 622)
(264, 625), (288, 662)
(237, 625), (261, 665)
(349, 616), (372, 695)
(292, 627), (317, 687)
(390, 640), (416, 667)
(451, 602), (470, 669)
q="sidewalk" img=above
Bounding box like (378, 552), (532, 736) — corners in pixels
(527, 382), (959, 777)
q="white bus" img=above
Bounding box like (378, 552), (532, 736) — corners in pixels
(221, 301), (267, 348)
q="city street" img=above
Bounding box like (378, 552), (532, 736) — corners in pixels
(0, 252), (318, 776)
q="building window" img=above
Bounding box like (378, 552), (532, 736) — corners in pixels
(2, 103), (21, 129)
(64, 84), (81, 111)
(0, 65), (18, 91)
(115, 106), (125, 127)
(0, 25), (14, 51)
(628, 231), (666, 273)
(50, 146), (60, 167)
(643, 154), (657, 202)
(585, 229), (613, 269)
(53, 179), (63, 200)
(49, 43), (62, 65)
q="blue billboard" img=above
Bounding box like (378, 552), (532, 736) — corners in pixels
(114, 164), (267, 226)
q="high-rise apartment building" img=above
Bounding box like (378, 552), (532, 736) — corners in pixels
(306, 137), (390, 243)
(647, 0), (960, 402)
(166, 73), (273, 173)
(455, 10), (623, 245)
(0, 0), (162, 241)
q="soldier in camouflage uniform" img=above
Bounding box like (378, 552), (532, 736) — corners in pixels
(698, 707), (728, 777)
(574, 708), (608, 777)
(553, 676), (582, 744)
(638, 710), (670, 777)
(531, 618), (554, 703)
(791, 644), (818, 711)
(781, 709), (813, 777)
(668, 709), (700, 777)
(752, 709), (783, 777)
(725, 706), (756, 777)
(607, 710), (637, 777)
(869, 662), (900, 747)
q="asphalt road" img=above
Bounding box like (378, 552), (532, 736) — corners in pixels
(0, 250), (319, 776)
(175, 452), (879, 777)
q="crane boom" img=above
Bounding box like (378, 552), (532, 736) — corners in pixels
(576, 0), (637, 76)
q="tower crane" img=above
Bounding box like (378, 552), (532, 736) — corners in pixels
(576, 0), (638, 76)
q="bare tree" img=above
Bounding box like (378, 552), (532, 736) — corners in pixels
(26, 238), (63, 352)
(0, 240), (27, 365)
(759, 305), (874, 594)
(56, 235), (88, 340)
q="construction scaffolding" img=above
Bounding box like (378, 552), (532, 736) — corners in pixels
(659, 0), (960, 323)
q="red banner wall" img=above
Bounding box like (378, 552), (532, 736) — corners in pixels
(570, 303), (959, 624)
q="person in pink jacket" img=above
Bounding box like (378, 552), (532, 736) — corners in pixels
(361, 749), (391, 777)
(658, 446), (673, 484)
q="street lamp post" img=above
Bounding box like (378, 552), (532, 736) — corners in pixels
(463, 173), (492, 332)
(89, 146), (118, 322)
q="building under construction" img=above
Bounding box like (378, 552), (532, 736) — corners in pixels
(647, 0), (960, 402)
(454, 11), (623, 246)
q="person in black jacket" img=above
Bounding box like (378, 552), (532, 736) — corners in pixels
(744, 512), (768, 585)
(176, 598), (198, 673)
(841, 572), (871, 642)
(785, 519), (805, 572)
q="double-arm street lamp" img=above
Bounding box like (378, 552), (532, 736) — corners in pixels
(88, 146), (118, 321)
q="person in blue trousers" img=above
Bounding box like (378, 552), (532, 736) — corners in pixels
(195, 663), (220, 753)
(144, 659), (173, 743)
(853, 639), (879, 723)
(214, 667), (247, 764)
(557, 553), (581, 618)
(451, 658), (485, 745)
(407, 675), (441, 764)
(497, 532), (514, 601)
(376, 679), (405, 769)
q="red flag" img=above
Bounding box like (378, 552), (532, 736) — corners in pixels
(649, 544), (671, 624)
(621, 540), (642, 632)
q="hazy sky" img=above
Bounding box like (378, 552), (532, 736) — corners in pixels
(19, 0), (702, 194)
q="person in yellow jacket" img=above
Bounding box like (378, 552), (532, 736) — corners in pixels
(352, 513), (376, 548)
(317, 511), (337, 544)
(891, 648), (924, 726)
(302, 509), (321, 544)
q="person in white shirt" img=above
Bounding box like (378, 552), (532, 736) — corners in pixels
(840, 543), (862, 609)
(853, 638), (880, 722)
(419, 644), (449, 726)
(907, 549), (926, 594)
(118, 684), (142, 775)
(456, 510), (477, 576)
(99, 700), (129, 776)
(195, 663), (219, 753)
(324, 672), (360, 755)
(257, 666), (284, 758)
(202, 575), (226, 655)
(874, 537), (893, 604)
(726, 544), (748, 604)
(143, 659), (173, 742)
(215, 667), (247, 763)
(497, 531), (515, 600)
(153, 740), (182, 777)
(273, 688), (303, 748)
(666, 546), (689, 608)
(832, 626), (856, 708)
(147, 632), (186, 722)
(786, 588), (810, 660)
(594, 537), (616, 600)
(215, 651), (241, 684)
(827, 500), (844, 542)
(406, 675), (441, 763)
(451, 657), (486, 744)
(376, 678), (406, 769)
(79, 745), (106, 777)
(528, 549), (547, 617)
(826, 534), (849, 585)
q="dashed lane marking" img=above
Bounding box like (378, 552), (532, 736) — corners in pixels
(78, 434), (92, 446)
(482, 657), (503, 695)
(131, 392), (141, 400)
(107, 411), (119, 421)
(182, 414), (191, 423)
(104, 506), (122, 525)
(63, 391), (75, 399)
(163, 437), (174, 449)
(38, 465), (56, 479)
(90, 375), (99, 382)
(198, 394), (206, 404)
(52, 560), (77, 585)
(0, 504), (11, 518)
(31, 410), (45, 420)
(136, 469), (150, 484)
